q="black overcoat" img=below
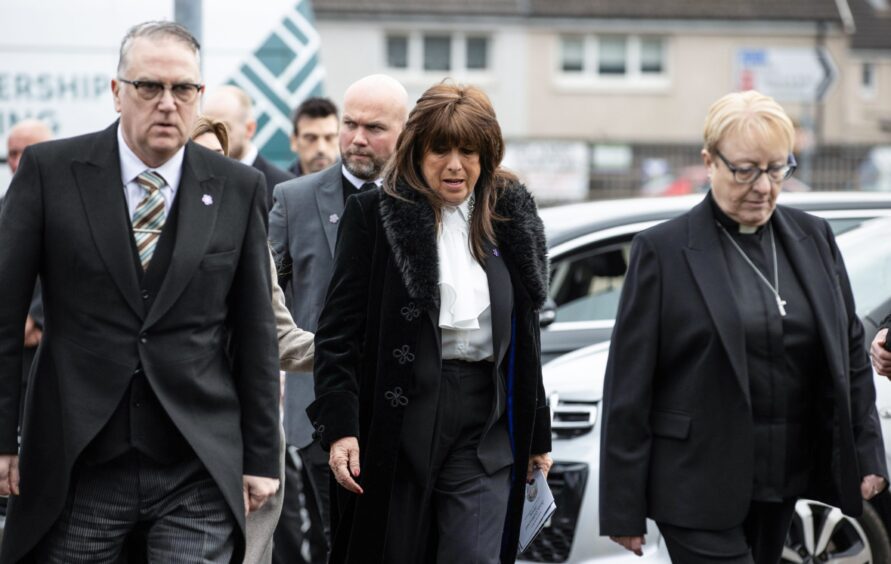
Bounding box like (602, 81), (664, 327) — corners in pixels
(307, 181), (552, 563)
(0, 124), (280, 562)
(599, 195), (887, 537)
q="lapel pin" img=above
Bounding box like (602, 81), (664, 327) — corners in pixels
(493, 247), (500, 256)
(202, 194), (213, 206)
(329, 214), (339, 224)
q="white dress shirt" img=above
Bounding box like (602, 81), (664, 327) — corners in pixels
(239, 144), (258, 167)
(341, 164), (382, 190)
(438, 200), (494, 362)
(117, 125), (183, 219)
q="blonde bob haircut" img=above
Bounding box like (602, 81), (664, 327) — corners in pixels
(383, 82), (517, 263)
(702, 90), (795, 156)
(191, 116), (230, 156)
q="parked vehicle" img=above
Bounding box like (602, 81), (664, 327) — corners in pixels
(520, 216), (891, 563)
(539, 191), (891, 364)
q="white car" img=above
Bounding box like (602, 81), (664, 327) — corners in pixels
(520, 211), (891, 564)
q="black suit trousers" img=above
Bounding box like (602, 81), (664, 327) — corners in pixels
(383, 360), (511, 564)
(658, 498), (796, 564)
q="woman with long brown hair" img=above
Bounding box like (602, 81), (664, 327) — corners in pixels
(308, 82), (552, 563)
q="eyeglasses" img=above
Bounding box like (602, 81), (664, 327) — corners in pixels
(715, 149), (797, 184)
(118, 78), (204, 103)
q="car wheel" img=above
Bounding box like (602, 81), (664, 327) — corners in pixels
(782, 499), (891, 563)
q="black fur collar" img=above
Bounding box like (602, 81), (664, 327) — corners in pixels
(379, 181), (549, 311)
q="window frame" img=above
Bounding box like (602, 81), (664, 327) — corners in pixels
(556, 34), (669, 92)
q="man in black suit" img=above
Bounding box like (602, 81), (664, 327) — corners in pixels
(0, 21), (280, 563)
(204, 85), (295, 209)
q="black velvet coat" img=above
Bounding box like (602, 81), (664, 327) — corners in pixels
(307, 181), (552, 563)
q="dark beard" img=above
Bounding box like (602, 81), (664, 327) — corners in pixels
(343, 153), (383, 180)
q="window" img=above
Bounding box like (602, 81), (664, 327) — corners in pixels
(861, 62), (877, 99)
(424, 35), (451, 71)
(384, 33), (491, 74)
(561, 37), (584, 72)
(598, 36), (627, 75)
(549, 242), (630, 323)
(558, 35), (667, 84)
(640, 37), (664, 74)
(386, 35), (408, 69)
(466, 37), (488, 70)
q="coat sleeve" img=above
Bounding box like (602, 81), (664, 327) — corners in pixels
(268, 183), (292, 291)
(598, 233), (661, 537)
(825, 220), (887, 480)
(0, 148), (43, 453)
(530, 315), (551, 455)
(268, 250), (314, 373)
(306, 195), (372, 448)
(230, 173), (281, 478)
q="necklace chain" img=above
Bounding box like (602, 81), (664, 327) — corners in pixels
(716, 221), (787, 316)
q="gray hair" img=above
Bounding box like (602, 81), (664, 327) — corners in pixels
(117, 21), (201, 75)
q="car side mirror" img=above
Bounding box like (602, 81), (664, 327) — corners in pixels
(540, 297), (557, 328)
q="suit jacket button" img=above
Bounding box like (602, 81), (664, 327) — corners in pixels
(140, 333), (148, 344)
(141, 290), (150, 300)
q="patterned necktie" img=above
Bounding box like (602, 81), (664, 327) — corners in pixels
(133, 170), (167, 270)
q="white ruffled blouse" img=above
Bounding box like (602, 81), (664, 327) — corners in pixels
(438, 200), (494, 361)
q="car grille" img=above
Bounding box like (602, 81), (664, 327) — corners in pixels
(550, 393), (598, 438)
(519, 462), (589, 563)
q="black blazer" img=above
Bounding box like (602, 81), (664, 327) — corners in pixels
(252, 153), (295, 210)
(307, 182), (551, 563)
(599, 195), (887, 537)
(0, 123), (280, 563)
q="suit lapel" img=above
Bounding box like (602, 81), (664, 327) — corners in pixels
(143, 144), (223, 329)
(314, 166), (344, 257)
(483, 242), (512, 366)
(72, 124), (144, 319)
(682, 198), (749, 403)
(772, 207), (845, 378)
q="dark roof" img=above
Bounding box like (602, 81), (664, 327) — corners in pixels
(849, 0), (891, 50)
(314, 0), (524, 17)
(314, 0), (842, 21)
(529, 0), (842, 20)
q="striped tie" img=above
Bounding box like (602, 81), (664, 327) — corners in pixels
(133, 170), (167, 270)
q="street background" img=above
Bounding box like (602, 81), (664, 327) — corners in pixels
(2, 0), (890, 202)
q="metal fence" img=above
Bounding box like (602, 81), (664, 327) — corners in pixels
(588, 143), (880, 200)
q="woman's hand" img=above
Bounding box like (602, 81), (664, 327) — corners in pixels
(329, 436), (363, 494)
(610, 535), (646, 556)
(861, 474), (887, 500)
(527, 453), (553, 482)
(871, 329), (891, 377)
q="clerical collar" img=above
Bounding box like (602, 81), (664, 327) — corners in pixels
(707, 190), (766, 235)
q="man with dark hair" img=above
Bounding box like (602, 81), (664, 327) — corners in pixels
(0, 21), (280, 563)
(204, 85), (295, 210)
(288, 97), (339, 177)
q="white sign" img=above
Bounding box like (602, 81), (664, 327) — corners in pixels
(735, 47), (837, 102)
(503, 140), (589, 203)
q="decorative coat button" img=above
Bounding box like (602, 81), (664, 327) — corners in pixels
(400, 303), (421, 321)
(385, 387), (409, 408)
(392, 345), (415, 365)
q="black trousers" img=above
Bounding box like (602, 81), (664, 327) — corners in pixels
(383, 359), (512, 564)
(35, 451), (235, 564)
(658, 498), (797, 564)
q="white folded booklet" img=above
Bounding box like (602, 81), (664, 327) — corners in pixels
(518, 468), (556, 553)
